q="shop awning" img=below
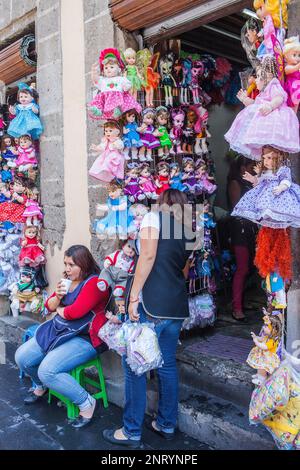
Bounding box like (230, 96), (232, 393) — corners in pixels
(0, 35), (36, 86)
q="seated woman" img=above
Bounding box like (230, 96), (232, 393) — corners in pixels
(15, 245), (109, 428)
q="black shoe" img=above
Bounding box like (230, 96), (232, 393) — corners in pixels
(71, 415), (94, 429)
(145, 420), (175, 441)
(24, 391), (46, 405)
(102, 429), (143, 448)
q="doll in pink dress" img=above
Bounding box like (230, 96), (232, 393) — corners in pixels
(89, 121), (125, 183)
(22, 187), (43, 226)
(0, 113), (7, 137)
(225, 56), (300, 161)
(15, 135), (38, 172)
(283, 36), (300, 112)
(139, 163), (158, 200)
(87, 48), (141, 120)
(19, 226), (46, 268)
(195, 164), (217, 195)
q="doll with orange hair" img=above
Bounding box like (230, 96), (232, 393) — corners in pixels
(232, 146), (300, 228)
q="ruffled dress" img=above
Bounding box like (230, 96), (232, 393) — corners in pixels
(1, 146), (18, 166)
(123, 122), (142, 148)
(139, 176), (157, 195)
(232, 166), (300, 229)
(198, 175), (217, 195)
(87, 76), (142, 121)
(19, 236), (46, 267)
(224, 78), (300, 160)
(126, 65), (145, 92)
(15, 145), (38, 168)
(247, 339), (280, 375)
(182, 173), (202, 194)
(155, 175), (170, 195)
(8, 103), (43, 140)
(140, 125), (160, 149)
(157, 126), (172, 149)
(94, 196), (136, 239)
(0, 193), (27, 223)
(89, 138), (125, 183)
(23, 200), (43, 221)
(170, 174), (185, 191)
(124, 177), (145, 202)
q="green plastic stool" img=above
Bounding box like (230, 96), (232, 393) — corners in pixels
(48, 356), (108, 419)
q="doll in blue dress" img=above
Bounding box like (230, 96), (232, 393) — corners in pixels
(122, 110), (142, 160)
(8, 83), (44, 140)
(94, 180), (136, 240)
(169, 163), (185, 191)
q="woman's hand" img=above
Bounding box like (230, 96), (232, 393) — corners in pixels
(128, 300), (140, 322)
(56, 307), (66, 319)
(55, 281), (67, 300)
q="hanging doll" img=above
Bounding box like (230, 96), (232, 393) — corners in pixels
(169, 163), (185, 192)
(0, 182), (11, 204)
(89, 120), (125, 183)
(94, 180), (136, 240)
(159, 52), (176, 107)
(137, 49), (160, 108)
(1, 135), (18, 168)
(241, 17), (262, 69)
(8, 83), (43, 139)
(182, 108), (197, 154)
(169, 108), (185, 155)
(0, 176), (28, 223)
(188, 252), (198, 294)
(87, 48), (141, 120)
(173, 59), (183, 101)
(138, 163), (158, 200)
(10, 266), (41, 316)
(247, 313), (282, 385)
(232, 146), (300, 228)
(130, 203), (149, 233)
(195, 164), (217, 195)
(190, 60), (205, 105)
(22, 187), (43, 227)
(283, 36), (300, 113)
(122, 109), (142, 160)
(1, 163), (13, 184)
(19, 225), (46, 268)
(193, 104), (211, 156)
(225, 56), (300, 160)
(97, 239), (136, 299)
(137, 108), (160, 162)
(123, 48), (145, 100)
(197, 200), (217, 230)
(253, 0), (288, 60)
(155, 162), (170, 196)
(199, 251), (212, 289)
(155, 106), (172, 159)
(15, 134), (38, 173)
(123, 163), (146, 203)
(182, 159), (202, 195)
(0, 113), (7, 137)
(180, 58), (192, 105)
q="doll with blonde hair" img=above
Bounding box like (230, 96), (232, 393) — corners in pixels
(283, 36), (300, 112)
(123, 48), (145, 100)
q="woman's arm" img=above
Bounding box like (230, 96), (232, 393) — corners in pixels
(63, 277), (106, 320)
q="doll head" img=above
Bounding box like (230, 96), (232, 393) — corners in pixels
(253, 0), (288, 29)
(283, 36), (300, 65)
(123, 109), (139, 125)
(173, 59), (182, 76)
(121, 239), (136, 258)
(186, 109), (198, 127)
(104, 120), (121, 140)
(262, 314), (282, 340)
(24, 225), (38, 239)
(156, 106), (169, 127)
(1, 135), (13, 151)
(27, 186), (39, 201)
(124, 48), (137, 66)
(170, 162), (180, 177)
(244, 17), (261, 45)
(130, 203), (149, 222)
(12, 176), (26, 194)
(183, 158), (195, 174)
(159, 52), (175, 78)
(256, 56), (278, 90)
(99, 48), (124, 77)
(19, 267), (35, 284)
(195, 164), (207, 177)
(189, 105), (208, 133)
(17, 83), (35, 105)
(260, 146), (288, 174)
(139, 163), (152, 178)
(156, 162), (169, 177)
(142, 108), (156, 126)
(171, 108), (185, 129)
(182, 58), (192, 82)
(191, 60), (204, 81)
(126, 162), (139, 178)
(19, 134), (33, 149)
(14, 137), (20, 146)
(108, 180), (123, 199)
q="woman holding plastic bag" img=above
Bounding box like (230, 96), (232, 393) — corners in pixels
(102, 189), (196, 448)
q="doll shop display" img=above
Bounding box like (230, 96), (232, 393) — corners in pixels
(155, 106), (172, 159)
(19, 225), (46, 268)
(14, 134), (38, 173)
(137, 108), (160, 162)
(123, 163), (146, 203)
(138, 164), (158, 200)
(122, 110), (142, 160)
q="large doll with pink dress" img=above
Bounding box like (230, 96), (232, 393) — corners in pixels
(225, 56), (300, 161)
(283, 36), (300, 112)
(89, 121), (125, 183)
(87, 48), (141, 120)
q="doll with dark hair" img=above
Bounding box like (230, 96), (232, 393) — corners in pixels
(8, 83), (43, 139)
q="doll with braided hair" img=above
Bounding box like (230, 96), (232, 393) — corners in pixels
(225, 56), (300, 160)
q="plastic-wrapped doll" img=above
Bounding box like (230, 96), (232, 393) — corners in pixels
(137, 49), (160, 108)
(8, 83), (43, 139)
(241, 17), (262, 69)
(9, 267), (41, 316)
(155, 106), (172, 159)
(225, 56), (300, 160)
(137, 108), (160, 162)
(1, 135), (18, 168)
(97, 239), (135, 299)
(170, 163), (185, 191)
(254, 0), (288, 60)
(22, 187), (43, 227)
(87, 48), (142, 120)
(123, 48), (145, 100)
(89, 121), (125, 183)
(190, 60), (205, 104)
(198, 200), (217, 230)
(0, 113), (7, 137)
(180, 58), (192, 105)
(0, 183), (11, 203)
(130, 203), (149, 233)
(122, 109), (142, 160)
(195, 164), (217, 195)
(19, 225), (46, 268)
(155, 162), (170, 196)
(0, 176), (28, 223)
(15, 134), (38, 172)
(169, 108), (185, 155)
(105, 299), (126, 325)
(1, 163), (13, 184)
(123, 163), (146, 203)
(182, 159), (202, 195)
(182, 109), (197, 154)
(159, 52), (176, 107)
(283, 36), (300, 112)
(232, 146), (300, 228)
(138, 163), (158, 200)
(194, 105), (211, 156)
(247, 313), (281, 385)
(94, 180), (136, 240)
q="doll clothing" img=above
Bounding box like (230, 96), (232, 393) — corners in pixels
(232, 166), (300, 228)
(0, 193), (27, 223)
(87, 76), (142, 120)
(170, 174), (185, 191)
(124, 177), (145, 203)
(123, 122), (142, 148)
(182, 174), (202, 194)
(98, 266), (129, 298)
(94, 196), (135, 238)
(139, 176), (157, 195)
(126, 65), (145, 92)
(1, 147), (18, 165)
(247, 339), (280, 375)
(89, 138), (125, 182)
(145, 67), (160, 91)
(182, 127), (196, 146)
(1, 170), (13, 183)
(256, 15), (285, 60)
(155, 175), (170, 195)
(15, 146), (38, 167)
(140, 125), (160, 149)
(197, 175), (217, 194)
(157, 126), (172, 149)
(284, 70), (300, 108)
(8, 103), (43, 140)
(224, 78), (300, 160)
(23, 200), (43, 221)
(19, 236), (45, 267)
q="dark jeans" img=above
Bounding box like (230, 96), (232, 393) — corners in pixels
(122, 303), (183, 440)
(232, 245), (250, 312)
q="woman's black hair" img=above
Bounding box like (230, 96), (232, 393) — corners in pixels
(64, 245), (100, 279)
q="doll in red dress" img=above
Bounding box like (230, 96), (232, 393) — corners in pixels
(19, 226), (46, 268)
(0, 176), (28, 223)
(155, 162), (170, 195)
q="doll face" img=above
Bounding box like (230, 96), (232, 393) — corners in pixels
(159, 167), (169, 177)
(13, 181), (25, 193)
(20, 273), (32, 284)
(140, 167), (150, 178)
(3, 137), (11, 147)
(173, 114), (184, 128)
(126, 113), (136, 123)
(262, 150), (275, 170)
(20, 137), (32, 148)
(109, 187), (122, 199)
(126, 56), (136, 66)
(127, 167), (138, 177)
(285, 49), (300, 66)
(255, 3), (267, 20)
(143, 114), (154, 125)
(103, 61), (120, 78)
(255, 69), (265, 91)
(14, 138), (19, 146)
(245, 28), (259, 45)
(104, 126), (120, 139)
(25, 227), (37, 239)
(64, 256), (82, 281)
(19, 91), (33, 105)
(122, 242), (135, 258)
(157, 113), (168, 126)
(184, 163), (194, 173)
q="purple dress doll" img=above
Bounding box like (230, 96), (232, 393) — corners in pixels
(123, 164), (146, 203)
(182, 159), (202, 194)
(138, 109), (160, 162)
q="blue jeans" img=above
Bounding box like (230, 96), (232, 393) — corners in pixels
(122, 303), (183, 440)
(15, 335), (97, 410)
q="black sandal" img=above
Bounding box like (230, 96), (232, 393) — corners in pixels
(102, 429), (143, 448)
(145, 420), (175, 440)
